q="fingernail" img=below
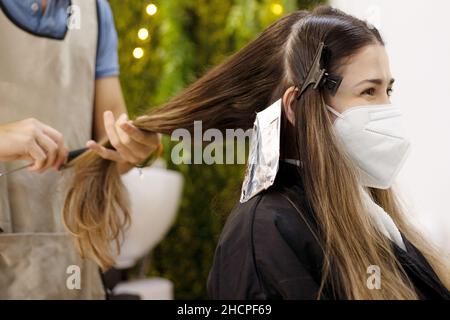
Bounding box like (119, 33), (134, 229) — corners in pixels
(121, 122), (131, 130)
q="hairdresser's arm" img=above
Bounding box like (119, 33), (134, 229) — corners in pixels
(89, 77), (159, 174)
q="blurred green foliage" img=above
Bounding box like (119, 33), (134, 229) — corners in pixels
(109, 0), (325, 299)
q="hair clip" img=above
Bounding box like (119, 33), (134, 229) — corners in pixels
(296, 42), (343, 99)
(322, 73), (342, 96)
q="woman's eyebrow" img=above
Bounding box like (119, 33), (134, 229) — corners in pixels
(354, 78), (395, 87)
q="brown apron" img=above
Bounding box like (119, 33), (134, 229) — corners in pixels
(0, 0), (105, 299)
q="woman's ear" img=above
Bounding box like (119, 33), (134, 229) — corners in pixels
(282, 86), (298, 124)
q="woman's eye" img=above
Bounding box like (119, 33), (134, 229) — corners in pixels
(362, 88), (375, 96)
(387, 87), (394, 96)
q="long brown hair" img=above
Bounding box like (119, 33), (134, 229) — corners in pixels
(63, 5), (449, 298)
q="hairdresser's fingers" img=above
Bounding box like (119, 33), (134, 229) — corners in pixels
(28, 141), (47, 171)
(86, 140), (123, 163)
(34, 132), (60, 172)
(115, 118), (150, 160)
(56, 146), (69, 170)
(41, 124), (68, 169)
(41, 124), (63, 145)
(104, 111), (137, 163)
(112, 113), (141, 164)
(120, 121), (160, 149)
(119, 122), (160, 165)
(55, 146), (69, 170)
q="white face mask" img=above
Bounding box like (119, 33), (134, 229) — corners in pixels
(327, 104), (411, 189)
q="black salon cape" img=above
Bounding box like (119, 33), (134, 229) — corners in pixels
(207, 162), (450, 300)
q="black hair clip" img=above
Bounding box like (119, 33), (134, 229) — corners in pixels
(322, 73), (342, 96)
(296, 42), (343, 100)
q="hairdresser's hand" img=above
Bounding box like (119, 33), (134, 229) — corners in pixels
(86, 111), (160, 169)
(0, 118), (68, 172)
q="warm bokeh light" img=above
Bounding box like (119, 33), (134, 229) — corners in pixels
(138, 28), (149, 40)
(146, 4), (157, 16)
(270, 3), (283, 16)
(133, 47), (144, 59)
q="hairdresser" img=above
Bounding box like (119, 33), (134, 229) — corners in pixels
(0, 0), (158, 299)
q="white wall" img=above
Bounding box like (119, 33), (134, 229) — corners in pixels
(332, 0), (450, 253)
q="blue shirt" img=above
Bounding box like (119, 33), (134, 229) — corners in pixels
(0, 0), (119, 78)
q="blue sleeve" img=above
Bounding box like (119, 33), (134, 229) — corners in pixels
(95, 0), (120, 78)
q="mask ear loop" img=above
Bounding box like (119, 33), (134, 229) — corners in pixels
(326, 105), (344, 119)
(296, 42), (343, 100)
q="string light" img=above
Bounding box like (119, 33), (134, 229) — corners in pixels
(146, 3), (157, 16)
(138, 28), (149, 40)
(270, 3), (283, 16)
(135, 4), (156, 60)
(133, 47), (144, 59)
